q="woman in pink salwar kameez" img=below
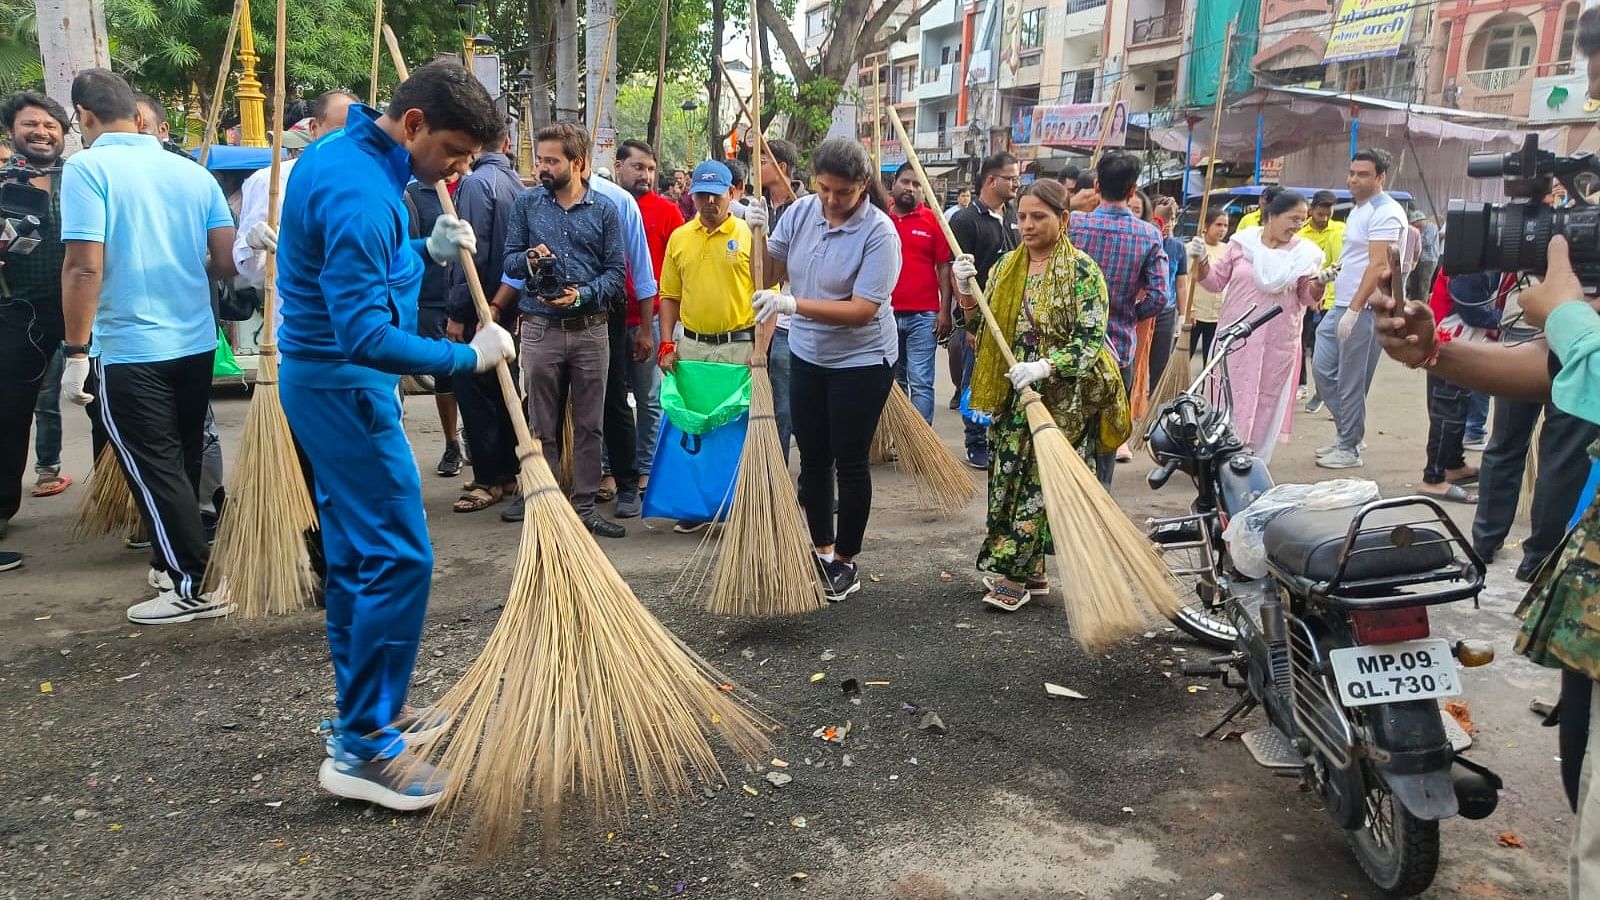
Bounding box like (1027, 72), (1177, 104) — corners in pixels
(1189, 190), (1326, 462)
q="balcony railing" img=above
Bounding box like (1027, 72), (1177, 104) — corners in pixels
(1066, 0), (1107, 10)
(1466, 66), (1530, 93)
(1468, 94), (1516, 116)
(1131, 11), (1184, 45)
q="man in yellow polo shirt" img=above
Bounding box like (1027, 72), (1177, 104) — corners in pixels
(1298, 189), (1345, 409)
(657, 160), (769, 369)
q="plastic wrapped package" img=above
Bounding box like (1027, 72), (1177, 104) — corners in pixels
(1222, 479), (1381, 578)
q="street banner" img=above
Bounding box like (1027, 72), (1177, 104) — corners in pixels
(1011, 101), (1128, 148)
(1324, 0), (1414, 64)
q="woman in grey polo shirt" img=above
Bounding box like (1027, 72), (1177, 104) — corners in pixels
(752, 139), (902, 601)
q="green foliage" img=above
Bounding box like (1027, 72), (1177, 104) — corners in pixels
(771, 72), (840, 154)
(613, 0), (711, 84)
(612, 73), (701, 169)
(0, 0), (40, 96)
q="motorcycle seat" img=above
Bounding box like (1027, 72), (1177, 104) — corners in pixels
(1263, 506), (1456, 585)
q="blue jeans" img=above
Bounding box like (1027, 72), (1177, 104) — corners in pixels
(1466, 391), (1489, 439)
(893, 311), (937, 424)
(771, 326), (794, 463)
(626, 322), (662, 476)
(960, 334), (987, 456)
(33, 345), (63, 473)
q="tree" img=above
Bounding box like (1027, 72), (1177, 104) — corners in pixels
(612, 72), (699, 170)
(756, 0), (934, 148)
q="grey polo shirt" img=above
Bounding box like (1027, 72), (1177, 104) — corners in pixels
(766, 194), (902, 369)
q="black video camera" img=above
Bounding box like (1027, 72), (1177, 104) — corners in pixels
(532, 254), (565, 301)
(1443, 134), (1600, 284)
(0, 161), (57, 256)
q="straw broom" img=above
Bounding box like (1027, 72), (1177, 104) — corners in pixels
(380, 39), (769, 856)
(1132, 26), (1231, 452)
(874, 383), (978, 512)
(72, 444), (141, 539)
(889, 113), (1181, 651)
(699, 12), (826, 618)
(202, 0), (319, 616)
(1518, 423), (1539, 520)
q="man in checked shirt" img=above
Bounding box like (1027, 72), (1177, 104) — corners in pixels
(1068, 149), (1169, 486)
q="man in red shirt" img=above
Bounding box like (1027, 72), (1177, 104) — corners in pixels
(615, 139), (685, 487)
(887, 162), (954, 423)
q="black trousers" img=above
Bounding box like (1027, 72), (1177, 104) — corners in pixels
(452, 320), (521, 488)
(1473, 396), (1599, 570)
(1562, 669), (1592, 812)
(0, 300), (61, 523)
(1190, 321), (1217, 364)
(790, 355), (892, 558)
(1423, 373), (1470, 484)
(95, 351), (212, 598)
(1146, 305), (1178, 397)
(601, 310), (638, 492)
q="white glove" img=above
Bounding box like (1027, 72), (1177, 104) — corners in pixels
(245, 221), (278, 253)
(752, 289), (797, 324)
(1006, 359), (1052, 390)
(426, 214), (477, 265)
(61, 356), (93, 406)
(468, 321), (515, 373)
(1336, 307), (1362, 343)
(1186, 237), (1207, 260)
(1316, 264), (1340, 286)
(743, 202), (768, 232)
(952, 254), (977, 287)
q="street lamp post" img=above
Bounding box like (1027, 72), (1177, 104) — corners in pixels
(456, 0), (479, 64)
(516, 66), (536, 174)
(235, 0), (267, 148)
(679, 99), (698, 169)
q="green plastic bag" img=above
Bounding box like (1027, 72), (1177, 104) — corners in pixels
(212, 327), (243, 379)
(659, 360), (750, 436)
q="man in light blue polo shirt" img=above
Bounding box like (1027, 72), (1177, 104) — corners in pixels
(57, 68), (238, 625)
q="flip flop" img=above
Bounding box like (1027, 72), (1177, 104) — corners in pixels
(982, 581), (1032, 612)
(982, 575), (1050, 597)
(30, 473), (72, 497)
(1424, 483), (1478, 505)
(1448, 468), (1479, 486)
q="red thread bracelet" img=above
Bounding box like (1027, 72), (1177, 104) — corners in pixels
(657, 340), (677, 366)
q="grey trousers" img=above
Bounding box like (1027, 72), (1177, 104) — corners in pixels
(1311, 306), (1382, 453)
(520, 315), (610, 518)
(1472, 395), (1599, 570)
(200, 404), (223, 517)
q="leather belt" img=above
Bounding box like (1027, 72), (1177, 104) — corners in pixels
(546, 310), (608, 331)
(682, 326), (755, 344)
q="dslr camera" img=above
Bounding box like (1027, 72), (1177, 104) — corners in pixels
(1443, 134), (1600, 284)
(0, 161), (54, 256)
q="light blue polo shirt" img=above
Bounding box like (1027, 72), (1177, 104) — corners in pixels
(60, 131), (232, 364)
(766, 194), (901, 369)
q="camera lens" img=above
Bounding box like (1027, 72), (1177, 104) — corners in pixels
(1442, 199), (1554, 277)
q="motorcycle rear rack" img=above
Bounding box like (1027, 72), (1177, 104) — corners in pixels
(1280, 497), (1487, 611)
(1148, 512), (1224, 605)
(1286, 611), (1356, 770)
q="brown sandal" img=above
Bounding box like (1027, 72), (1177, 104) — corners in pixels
(453, 483), (506, 513)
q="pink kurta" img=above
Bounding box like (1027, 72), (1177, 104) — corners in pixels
(1198, 238), (1322, 461)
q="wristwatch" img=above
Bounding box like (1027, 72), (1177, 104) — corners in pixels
(63, 342), (91, 356)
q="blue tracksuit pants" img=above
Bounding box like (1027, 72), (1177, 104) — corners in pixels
(281, 379), (432, 761)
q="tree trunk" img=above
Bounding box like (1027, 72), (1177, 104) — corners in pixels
(585, 0), (617, 172)
(528, 0), (553, 128)
(647, 0), (670, 148)
(757, 19), (777, 133)
(34, 0), (110, 154)
(554, 0), (580, 123)
(706, 0), (723, 161)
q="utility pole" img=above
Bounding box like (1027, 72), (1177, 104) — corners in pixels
(647, 0), (670, 147)
(585, 0), (617, 173)
(528, 0), (553, 128)
(34, 0), (110, 151)
(553, 0), (580, 123)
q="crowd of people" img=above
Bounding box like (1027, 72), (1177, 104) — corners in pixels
(4, 26), (1600, 888)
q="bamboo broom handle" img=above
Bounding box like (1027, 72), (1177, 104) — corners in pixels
(886, 110), (1018, 370)
(256, 0), (288, 371)
(716, 58), (795, 204)
(384, 23), (537, 450)
(1088, 77), (1123, 168)
(368, 0), (384, 105)
(198, 0), (244, 169)
(1184, 21), (1235, 317)
(747, 0), (765, 290)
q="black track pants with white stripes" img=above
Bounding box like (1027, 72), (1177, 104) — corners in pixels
(94, 350), (212, 598)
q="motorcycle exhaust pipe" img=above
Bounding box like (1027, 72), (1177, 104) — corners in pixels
(1452, 756), (1503, 821)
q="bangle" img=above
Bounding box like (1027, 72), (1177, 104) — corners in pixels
(657, 340), (677, 365)
(1412, 327), (1451, 370)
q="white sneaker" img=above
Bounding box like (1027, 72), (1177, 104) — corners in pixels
(126, 588), (234, 625)
(1315, 442), (1365, 458)
(147, 568), (174, 592)
(1316, 449), (1364, 469)
(318, 755), (449, 812)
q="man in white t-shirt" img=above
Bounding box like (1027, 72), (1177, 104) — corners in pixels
(1311, 149), (1406, 469)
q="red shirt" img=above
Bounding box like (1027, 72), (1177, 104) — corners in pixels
(889, 204), (952, 313)
(628, 191), (687, 327)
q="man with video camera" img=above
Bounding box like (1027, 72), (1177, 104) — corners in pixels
(1374, 10), (1600, 890)
(0, 90), (70, 573)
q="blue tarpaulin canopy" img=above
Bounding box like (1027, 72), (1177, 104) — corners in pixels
(188, 145), (282, 172)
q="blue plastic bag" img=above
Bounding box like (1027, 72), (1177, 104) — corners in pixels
(641, 413), (748, 523)
(960, 385), (993, 427)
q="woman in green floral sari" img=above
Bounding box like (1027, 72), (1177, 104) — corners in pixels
(953, 179), (1128, 612)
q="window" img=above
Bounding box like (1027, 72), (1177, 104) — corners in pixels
(941, 45), (953, 65)
(1483, 22), (1538, 71)
(1559, 4), (1580, 68)
(1153, 68), (1176, 106)
(1020, 9), (1045, 50)
(1074, 70), (1096, 103)
(806, 8), (829, 39)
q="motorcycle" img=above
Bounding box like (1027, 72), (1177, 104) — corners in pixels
(1143, 306), (1503, 897)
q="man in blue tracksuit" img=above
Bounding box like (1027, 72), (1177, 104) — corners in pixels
(250, 62), (513, 811)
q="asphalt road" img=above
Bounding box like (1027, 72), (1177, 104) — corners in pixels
(0, 353), (1571, 899)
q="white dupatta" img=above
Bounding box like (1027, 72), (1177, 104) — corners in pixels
(1231, 226), (1325, 295)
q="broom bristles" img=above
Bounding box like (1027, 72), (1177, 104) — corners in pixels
(1129, 344), (1190, 451)
(404, 437), (771, 859)
(704, 371), (827, 617)
(870, 410), (896, 464)
(876, 384), (977, 513)
(559, 398), (575, 495)
(73, 442), (142, 539)
(1023, 397), (1182, 652)
(1517, 421), (1539, 520)
(203, 370), (319, 616)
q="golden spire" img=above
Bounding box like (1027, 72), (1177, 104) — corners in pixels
(235, 0), (268, 147)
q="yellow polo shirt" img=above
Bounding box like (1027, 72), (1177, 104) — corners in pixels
(660, 213), (755, 334)
(1299, 219), (1345, 309)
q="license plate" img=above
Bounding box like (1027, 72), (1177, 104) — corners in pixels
(1327, 639), (1461, 708)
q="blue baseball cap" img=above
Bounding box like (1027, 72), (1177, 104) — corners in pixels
(690, 160), (733, 196)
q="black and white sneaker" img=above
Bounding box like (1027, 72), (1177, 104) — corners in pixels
(0, 551), (21, 572)
(436, 442), (464, 478)
(822, 559), (861, 603)
(126, 587), (234, 625)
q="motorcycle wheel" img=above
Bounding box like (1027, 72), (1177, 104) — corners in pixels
(1346, 781), (1440, 897)
(1151, 534), (1236, 650)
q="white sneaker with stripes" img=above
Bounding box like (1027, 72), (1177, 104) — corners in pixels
(126, 587), (233, 625)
